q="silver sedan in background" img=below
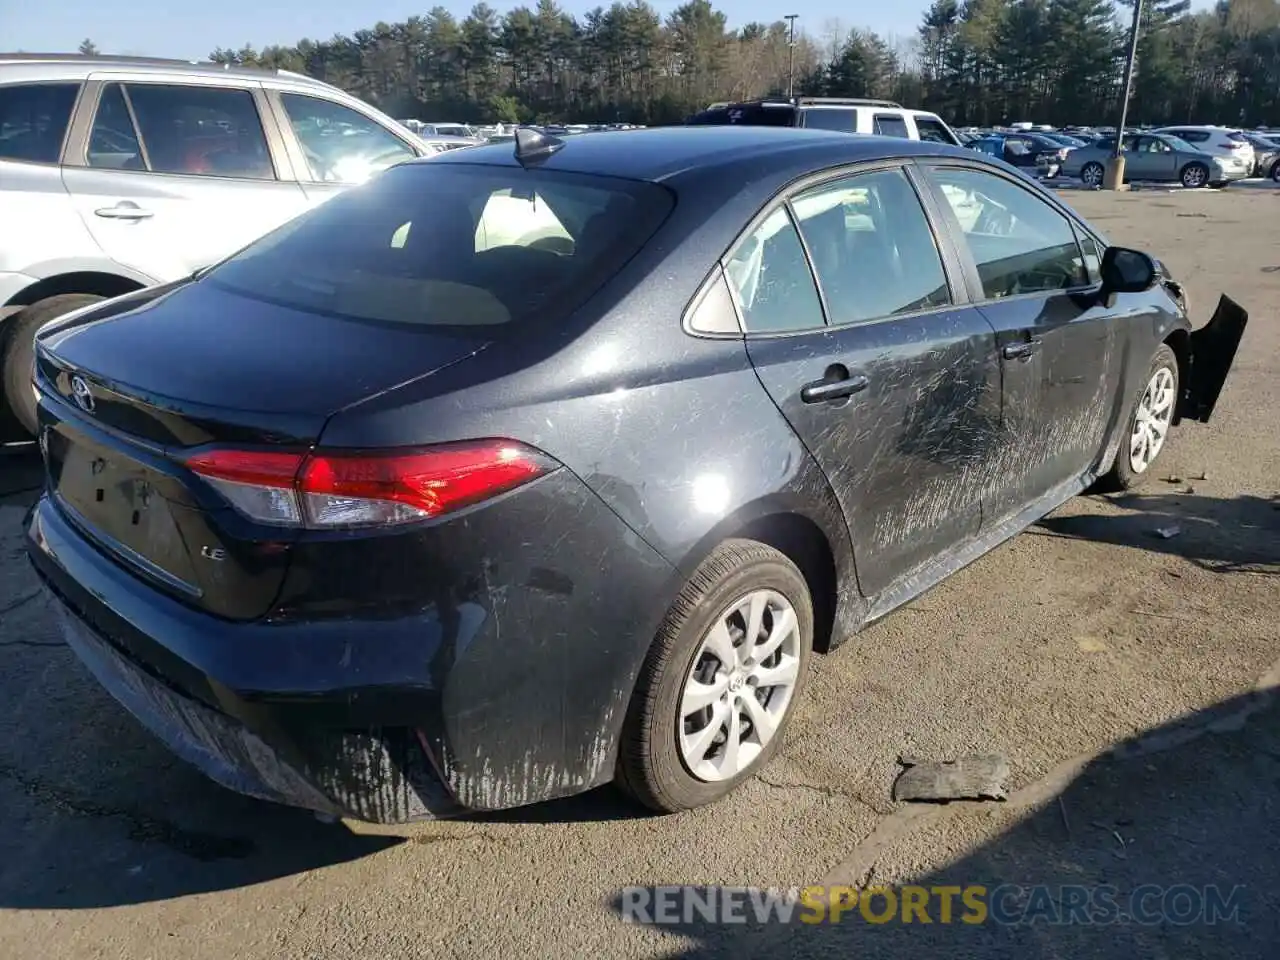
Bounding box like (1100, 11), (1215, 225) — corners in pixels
(1062, 133), (1247, 189)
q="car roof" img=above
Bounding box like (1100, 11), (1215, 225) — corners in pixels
(425, 126), (976, 185)
(0, 52), (340, 92)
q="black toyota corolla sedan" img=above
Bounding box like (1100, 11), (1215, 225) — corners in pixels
(25, 127), (1246, 823)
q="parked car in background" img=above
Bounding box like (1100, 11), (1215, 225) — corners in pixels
(1062, 132), (1245, 189)
(421, 133), (486, 154)
(0, 52), (436, 438)
(418, 121), (477, 138)
(967, 132), (1067, 178)
(1152, 125), (1254, 180)
(685, 97), (961, 145)
(1239, 132), (1280, 180)
(1040, 132), (1089, 150)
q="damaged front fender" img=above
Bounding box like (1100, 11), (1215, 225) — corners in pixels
(1179, 294), (1249, 423)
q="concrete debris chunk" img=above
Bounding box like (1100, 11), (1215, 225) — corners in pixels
(893, 754), (1010, 803)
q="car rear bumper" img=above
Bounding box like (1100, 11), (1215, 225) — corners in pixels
(26, 475), (676, 822)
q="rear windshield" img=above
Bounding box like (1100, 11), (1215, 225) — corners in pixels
(206, 162), (674, 328)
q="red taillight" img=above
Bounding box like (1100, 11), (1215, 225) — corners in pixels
(185, 441), (553, 528)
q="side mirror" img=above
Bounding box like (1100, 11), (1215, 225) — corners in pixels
(1100, 246), (1158, 293)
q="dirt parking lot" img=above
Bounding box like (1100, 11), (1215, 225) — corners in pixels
(1, 186), (1277, 960)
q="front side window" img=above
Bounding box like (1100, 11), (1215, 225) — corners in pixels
(914, 116), (955, 144)
(206, 163), (674, 329)
(791, 169), (950, 325)
(873, 113), (910, 138)
(123, 83), (274, 180)
(724, 207), (825, 334)
(279, 93), (417, 184)
(0, 82), (80, 164)
(929, 167), (1087, 300)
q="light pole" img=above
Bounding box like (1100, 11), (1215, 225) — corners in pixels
(1106, 0), (1143, 190)
(785, 14), (798, 99)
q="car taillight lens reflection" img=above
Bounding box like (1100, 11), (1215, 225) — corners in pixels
(185, 441), (554, 528)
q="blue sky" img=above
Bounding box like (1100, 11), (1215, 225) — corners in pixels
(3, 0), (1217, 60)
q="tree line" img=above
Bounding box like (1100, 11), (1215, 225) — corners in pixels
(81, 0), (1280, 127)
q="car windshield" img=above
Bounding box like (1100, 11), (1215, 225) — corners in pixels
(205, 162), (674, 329)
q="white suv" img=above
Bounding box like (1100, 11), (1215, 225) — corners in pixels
(1153, 126), (1255, 178)
(0, 53), (436, 437)
(686, 97), (961, 146)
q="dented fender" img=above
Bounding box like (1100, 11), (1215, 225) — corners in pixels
(1179, 294), (1249, 423)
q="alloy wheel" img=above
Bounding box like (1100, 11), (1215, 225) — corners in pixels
(1129, 367), (1176, 475)
(1082, 163), (1104, 187)
(677, 590), (802, 782)
(1183, 166), (1207, 188)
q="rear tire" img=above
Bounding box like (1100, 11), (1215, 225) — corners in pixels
(1270, 159), (1280, 183)
(1180, 163), (1209, 189)
(1081, 162), (1105, 188)
(2, 294), (104, 436)
(616, 539), (813, 813)
(1100, 344), (1180, 492)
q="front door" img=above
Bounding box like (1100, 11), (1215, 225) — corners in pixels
(920, 163), (1128, 521)
(734, 165), (1002, 598)
(1129, 135), (1179, 181)
(61, 77), (308, 283)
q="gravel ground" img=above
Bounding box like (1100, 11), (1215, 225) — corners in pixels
(0, 186), (1276, 959)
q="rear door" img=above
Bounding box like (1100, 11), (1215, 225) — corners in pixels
(735, 163), (1003, 598)
(60, 75), (308, 282)
(919, 162), (1130, 521)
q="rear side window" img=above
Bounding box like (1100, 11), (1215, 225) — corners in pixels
(1178, 130), (1209, 143)
(88, 85), (143, 169)
(873, 114), (910, 139)
(206, 163), (674, 328)
(914, 116), (956, 145)
(801, 109), (856, 132)
(791, 169), (951, 324)
(0, 82), (79, 164)
(123, 84), (275, 180)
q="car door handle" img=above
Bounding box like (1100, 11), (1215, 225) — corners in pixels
(94, 202), (154, 220)
(801, 373), (869, 404)
(1002, 338), (1042, 361)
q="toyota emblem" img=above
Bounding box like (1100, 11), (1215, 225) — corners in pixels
(70, 375), (95, 414)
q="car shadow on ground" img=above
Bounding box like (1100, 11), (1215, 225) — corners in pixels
(1033, 490), (1279, 576)
(608, 685), (1280, 958)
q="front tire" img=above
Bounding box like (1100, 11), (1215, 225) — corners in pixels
(1180, 162), (1209, 189)
(616, 539), (813, 813)
(3, 293), (104, 435)
(1270, 159), (1280, 183)
(1101, 344), (1179, 491)
(1081, 162), (1105, 188)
